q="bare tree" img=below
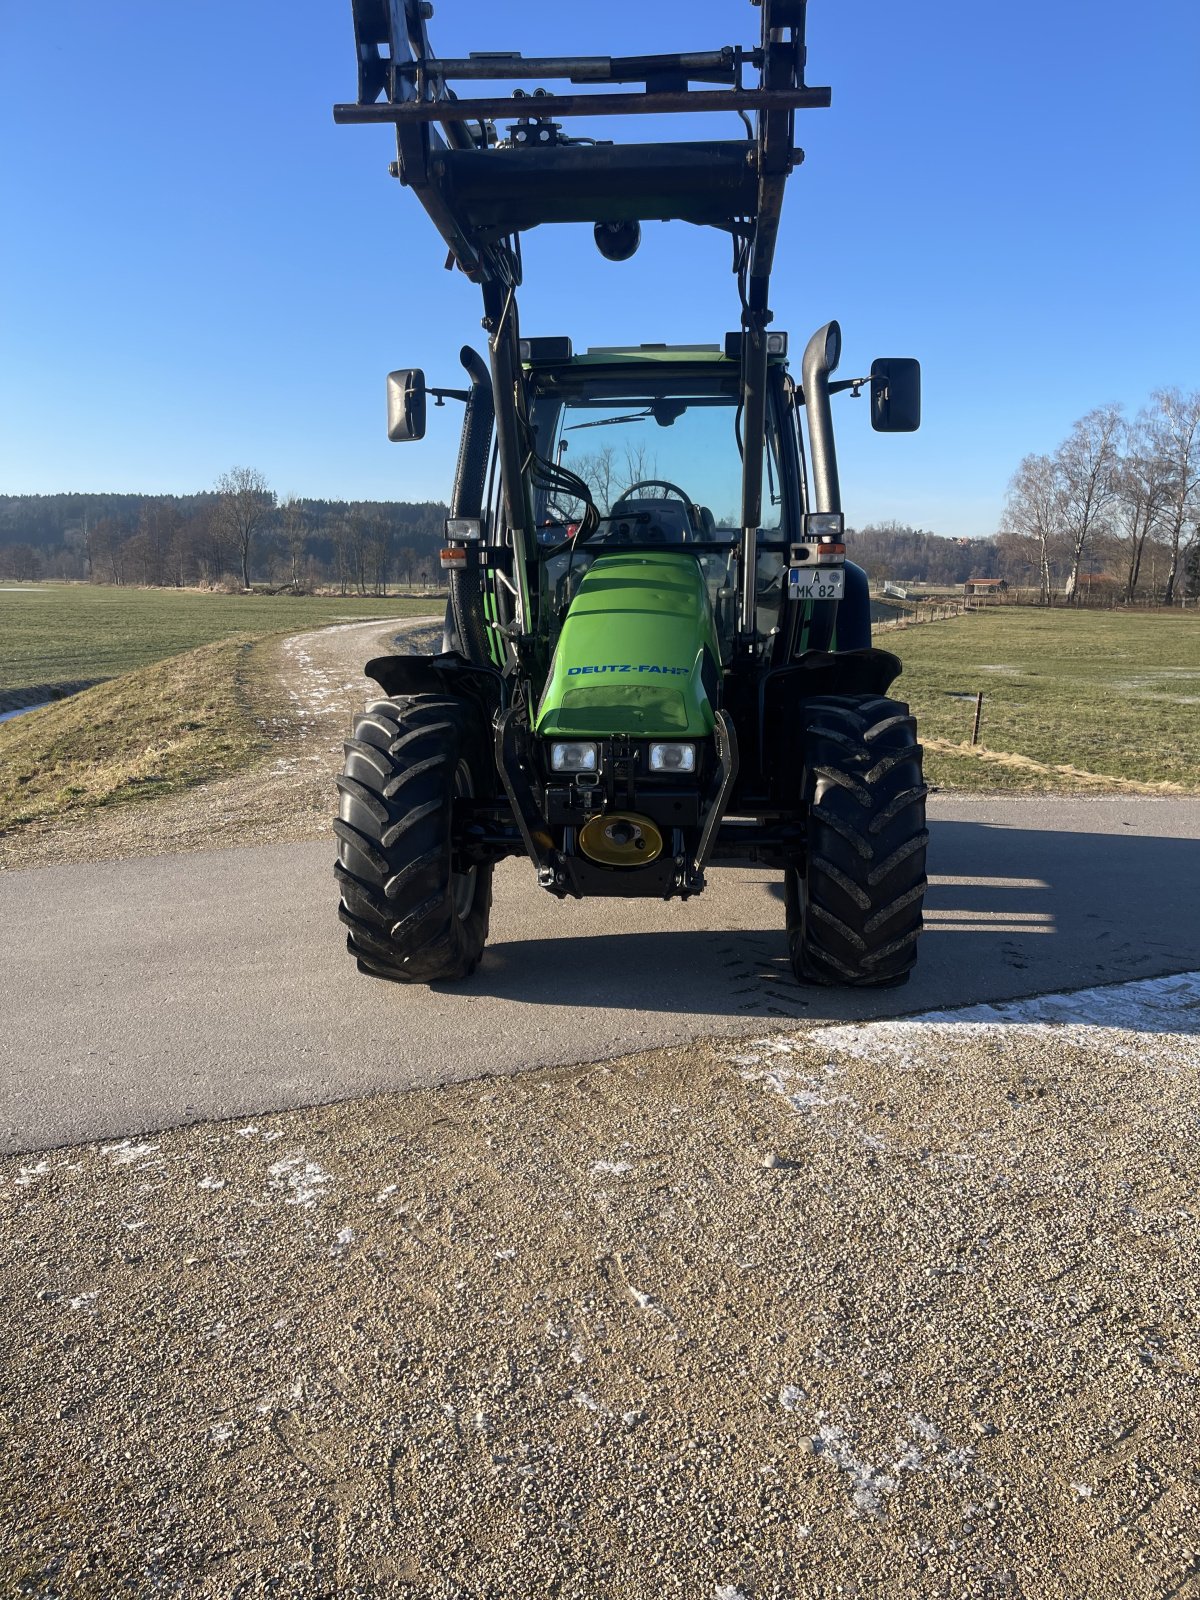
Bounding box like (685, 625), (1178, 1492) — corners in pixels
(572, 445), (619, 511)
(1003, 453), (1062, 603)
(1184, 521), (1200, 600)
(135, 499), (181, 587)
(215, 466), (274, 590)
(1147, 388), (1200, 605)
(571, 441), (656, 513)
(366, 515), (393, 596)
(1056, 406), (1122, 602)
(332, 520), (353, 596)
(0, 542), (43, 581)
(89, 517), (129, 586)
(279, 496), (309, 591)
(1113, 410), (1174, 602)
(346, 514), (371, 595)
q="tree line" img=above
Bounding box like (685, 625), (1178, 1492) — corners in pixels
(1003, 389), (1200, 605)
(0, 470), (450, 594)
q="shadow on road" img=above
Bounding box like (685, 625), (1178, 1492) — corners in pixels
(463, 819), (1200, 1026)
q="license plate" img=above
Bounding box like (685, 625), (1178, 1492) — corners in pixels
(788, 566), (845, 602)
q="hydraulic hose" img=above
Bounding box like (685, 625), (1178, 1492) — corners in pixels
(448, 345), (494, 667)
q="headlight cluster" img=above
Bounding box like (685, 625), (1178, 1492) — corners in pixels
(550, 741), (598, 773)
(649, 742), (696, 773)
(548, 741), (697, 774)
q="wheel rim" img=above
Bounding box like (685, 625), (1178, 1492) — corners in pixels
(451, 757), (478, 921)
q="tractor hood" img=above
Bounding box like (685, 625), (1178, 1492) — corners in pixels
(536, 552), (720, 738)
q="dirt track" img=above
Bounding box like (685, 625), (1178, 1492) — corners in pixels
(0, 617), (439, 871)
(4, 979), (1199, 1598)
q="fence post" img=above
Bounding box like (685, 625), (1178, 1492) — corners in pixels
(971, 692), (984, 746)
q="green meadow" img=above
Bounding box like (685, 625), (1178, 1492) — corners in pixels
(892, 608), (1200, 791)
(0, 583), (439, 696)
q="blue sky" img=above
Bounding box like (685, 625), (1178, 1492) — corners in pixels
(1, 0), (1197, 537)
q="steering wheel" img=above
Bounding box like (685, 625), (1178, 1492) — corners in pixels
(611, 476), (704, 547)
(610, 479), (699, 539)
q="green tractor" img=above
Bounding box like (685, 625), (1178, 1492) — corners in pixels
(333, 0), (928, 988)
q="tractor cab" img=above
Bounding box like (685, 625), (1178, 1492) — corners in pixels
(521, 342), (799, 665)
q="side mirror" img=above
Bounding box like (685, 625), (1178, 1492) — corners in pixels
(870, 358), (921, 433)
(386, 368), (427, 442)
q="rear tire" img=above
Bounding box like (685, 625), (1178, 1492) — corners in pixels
(786, 694), (928, 988)
(334, 695), (493, 984)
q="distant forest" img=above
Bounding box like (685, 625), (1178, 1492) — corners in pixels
(1, 482), (1192, 600)
(0, 485), (1008, 593)
(0, 487), (449, 593)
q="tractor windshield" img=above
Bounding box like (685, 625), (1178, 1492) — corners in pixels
(526, 366), (795, 658)
(528, 371), (784, 540)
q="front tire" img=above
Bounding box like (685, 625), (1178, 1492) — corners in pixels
(786, 694), (928, 987)
(334, 695), (492, 984)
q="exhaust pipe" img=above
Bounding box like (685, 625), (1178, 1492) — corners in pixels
(802, 321), (842, 514)
(448, 345), (494, 667)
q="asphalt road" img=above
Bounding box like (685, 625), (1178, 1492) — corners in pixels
(3, 794), (1199, 1155)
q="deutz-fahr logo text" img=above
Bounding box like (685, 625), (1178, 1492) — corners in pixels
(567, 664), (689, 676)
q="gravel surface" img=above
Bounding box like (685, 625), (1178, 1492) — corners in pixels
(4, 980), (1199, 1598)
(0, 617), (440, 872)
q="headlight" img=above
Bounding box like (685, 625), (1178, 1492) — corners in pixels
(649, 742), (696, 774)
(550, 740), (598, 773)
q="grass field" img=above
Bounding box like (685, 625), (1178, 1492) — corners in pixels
(0, 636), (273, 829)
(893, 608), (1200, 791)
(0, 583), (440, 696)
(2, 590), (1198, 837)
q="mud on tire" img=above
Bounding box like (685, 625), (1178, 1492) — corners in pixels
(786, 693), (928, 988)
(334, 695), (493, 983)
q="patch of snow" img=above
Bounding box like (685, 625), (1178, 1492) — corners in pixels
(917, 970), (1200, 1034)
(591, 1159), (634, 1176)
(15, 1160), (51, 1187)
(198, 1176), (225, 1191)
(779, 1384), (805, 1412)
(815, 1422), (898, 1517)
(209, 1424), (234, 1444)
(267, 1154), (332, 1207)
(68, 1292), (100, 1311)
(102, 1141), (160, 1166)
(907, 1413), (943, 1445)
